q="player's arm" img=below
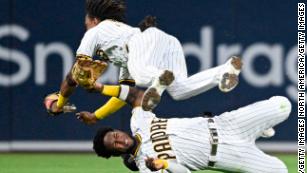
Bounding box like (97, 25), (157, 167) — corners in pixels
(44, 66), (80, 115)
(75, 84), (126, 124)
(49, 27), (101, 113)
(53, 53), (106, 113)
(45, 72), (78, 115)
(76, 67), (137, 124)
(94, 84), (143, 109)
(145, 158), (191, 173)
(76, 84), (144, 124)
(93, 70), (136, 120)
(88, 78), (136, 118)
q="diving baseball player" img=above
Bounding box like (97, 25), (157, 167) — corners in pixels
(50, 0), (242, 121)
(90, 85), (290, 173)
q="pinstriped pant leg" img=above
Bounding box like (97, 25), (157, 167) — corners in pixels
(215, 143), (288, 173)
(213, 97), (291, 172)
(240, 145), (288, 173)
(127, 28), (166, 87)
(167, 64), (226, 100)
(215, 96), (291, 142)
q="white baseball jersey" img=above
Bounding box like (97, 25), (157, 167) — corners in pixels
(77, 20), (226, 100)
(130, 96), (291, 173)
(77, 20), (139, 82)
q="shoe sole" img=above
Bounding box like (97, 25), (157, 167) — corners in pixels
(159, 70), (175, 86)
(141, 88), (161, 111)
(141, 70), (174, 111)
(230, 56), (243, 72)
(219, 56), (242, 92)
(220, 73), (239, 92)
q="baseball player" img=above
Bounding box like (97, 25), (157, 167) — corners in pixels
(51, 0), (242, 121)
(89, 85), (290, 173)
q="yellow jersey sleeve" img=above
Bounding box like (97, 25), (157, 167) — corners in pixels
(94, 97), (126, 119)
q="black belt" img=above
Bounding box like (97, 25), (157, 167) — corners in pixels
(208, 118), (218, 167)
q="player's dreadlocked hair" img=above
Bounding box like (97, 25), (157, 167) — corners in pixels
(86, 0), (126, 22)
(93, 127), (117, 158)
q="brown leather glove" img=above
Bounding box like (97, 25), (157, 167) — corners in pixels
(71, 57), (108, 89)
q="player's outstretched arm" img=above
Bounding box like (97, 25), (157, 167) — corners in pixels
(45, 72), (78, 115)
(58, 72), (78, 103)
(93, 83), (144, 108)
(76, 84), (145, 124)
(76, 97), (126, 125)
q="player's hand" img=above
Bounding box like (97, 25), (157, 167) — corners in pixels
(76, 111), (98, 125)
(71, 57), (108, 90)
(44, 92), (64, 116)
(50, 102), (63, 114)
(145, 157), (166, 171)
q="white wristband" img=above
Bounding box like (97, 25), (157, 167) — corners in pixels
(119, 85), (130, 101)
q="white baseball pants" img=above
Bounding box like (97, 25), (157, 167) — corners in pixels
(128, 27), (226, 100)
(213, 96), (291, 173)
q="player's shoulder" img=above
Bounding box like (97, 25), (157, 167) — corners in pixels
(82, 21), (118, 39)
(83, 25), (99, 39)
(101, 19), (137, 29)
(132, 107), (156, 118)
(131, 107), (156, 132)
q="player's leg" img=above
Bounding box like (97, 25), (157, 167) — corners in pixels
(135, 32), (242, 101)
(167, 56), (242, 100)
(140, 33), (186, 110)
(239, 145), (288, 173)
(141, 70), (175, 111)
(216, 143), (288, 173)
(215, 96), (291, 141)
(128, 28), (179, 111)
(154, 35), (242, 100)
(128, 28), (242, 108)
(127, 28), (167, 87)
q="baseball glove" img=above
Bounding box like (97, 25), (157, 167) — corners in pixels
(44, 92), (63, 116)
(71, 57), (108, 89)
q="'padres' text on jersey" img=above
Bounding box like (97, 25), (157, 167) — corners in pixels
(130, 108), (211, 173)
(130, 96), (291, 173)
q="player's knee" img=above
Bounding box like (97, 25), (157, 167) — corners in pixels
(270, 96), (292, 119)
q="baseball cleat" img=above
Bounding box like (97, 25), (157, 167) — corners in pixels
(158, 70), (175, 86)
(218, 56), (242, 92)
(261, 127), (275, 138)
(141, 88), (161, 111)
(141, 70), (174, 111)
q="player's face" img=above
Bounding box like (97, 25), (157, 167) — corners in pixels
(85, 14), (99, 30)
(103, 130), (134, 153)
